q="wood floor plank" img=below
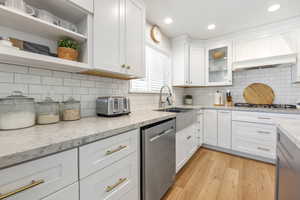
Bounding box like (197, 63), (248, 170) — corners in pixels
(162, 148), (276, 200)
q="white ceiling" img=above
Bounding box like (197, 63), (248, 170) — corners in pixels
(144, 0), (300, 39)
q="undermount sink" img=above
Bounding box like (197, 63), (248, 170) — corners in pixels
(154, 107), (194, 113)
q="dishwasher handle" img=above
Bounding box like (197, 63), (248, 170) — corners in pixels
(150, 128), (175, 142)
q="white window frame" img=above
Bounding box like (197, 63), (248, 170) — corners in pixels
(130, 43), (172, 94)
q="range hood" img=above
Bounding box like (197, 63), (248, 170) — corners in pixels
(232, 53), (297, 71)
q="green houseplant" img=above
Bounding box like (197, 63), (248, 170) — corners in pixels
(57, 38), (80, 61)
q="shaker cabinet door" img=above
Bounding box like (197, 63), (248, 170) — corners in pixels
(217, 111), (232, 149)
(94, 0), (125, 73)
(203, 110), (218, 146)
(125, 0), (145, 78)
(190, 47), (205, 86)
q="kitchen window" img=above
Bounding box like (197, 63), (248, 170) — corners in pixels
(130, 45), (171, 93)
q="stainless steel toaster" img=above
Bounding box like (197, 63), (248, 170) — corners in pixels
(96, 97), (131, 116)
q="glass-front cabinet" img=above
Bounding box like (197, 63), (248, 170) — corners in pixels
(205, 42), (233, 86)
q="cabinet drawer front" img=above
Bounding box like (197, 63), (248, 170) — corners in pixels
(232, 137), (276, 159)
(232, 111), (276, 124)
(42, 183), (79, 200)
(232, 121), (276, 144)
(80, 152), (138, 200)
(79, 129), (138, 179)
(0, 149), (78, 200)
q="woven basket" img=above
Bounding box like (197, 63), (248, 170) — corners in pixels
(58, 47), (78, 61)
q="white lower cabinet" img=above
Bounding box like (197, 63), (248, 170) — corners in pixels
(42, 183), (79, 200)
(79, 129), (138, 179)
(217, 110), (232, 149)
(0, 149), (78, 200)
(176, 122), (198, 172)
(197, 111), (204, 147)
(203, 110), (218, 146)
(80, 152), (138, 200)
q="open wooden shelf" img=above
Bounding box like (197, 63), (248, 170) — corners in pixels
(0, 5), (87, 43)
(0, 47), (90, 72)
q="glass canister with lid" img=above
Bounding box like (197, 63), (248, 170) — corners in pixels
(36, 97), (60, 125)
(62, 97), (81, 121)
(0, 91), (36, 130)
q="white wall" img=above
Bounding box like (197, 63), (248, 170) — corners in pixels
(145, 21), (172, 54)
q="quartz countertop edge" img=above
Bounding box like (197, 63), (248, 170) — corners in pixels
(275, 119), (300, 149)
(178, 105), (300, 114)
(0, 111), (176, 169)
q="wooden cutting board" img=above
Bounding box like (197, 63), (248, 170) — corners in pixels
(243, 83), (275, 104)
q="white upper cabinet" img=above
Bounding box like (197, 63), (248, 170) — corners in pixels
(125, 0), (145, 77)
(172, 37), (205, 87)
(190, 47), (205, 86)
(68, 0), (94, 13)
(205, 41), (233, 86)
(233, 33), (297, 70)
(93, 0), (145, 78)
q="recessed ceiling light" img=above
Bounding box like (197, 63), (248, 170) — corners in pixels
(207, 24), (216, 30)
(268, 4), (281, 12)
(164, 17), (173, 25)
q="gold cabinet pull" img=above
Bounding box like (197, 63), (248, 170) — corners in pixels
(106, 178), (127, 192)
(106, 145), (127, 156)
(126, 65), (131, 69)
(121, 64), (126, 68)
(257, 147), (270, 152)
(0, 179), (44, 200)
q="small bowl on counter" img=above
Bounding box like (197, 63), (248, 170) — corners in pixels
(0, 91), (36, 130)
(36, 97), (60, 125)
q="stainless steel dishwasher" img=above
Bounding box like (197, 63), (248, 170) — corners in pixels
(276, 129), (300, 200)
(141, 118), (176, 200)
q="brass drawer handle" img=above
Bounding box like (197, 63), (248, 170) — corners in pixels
(257, 147), (270, 152)
(257, 131), (271, 135)
(187, 136), (192, 140)
(0, 179), (45, 200)
(121, 64), (126, 68)
(106, 178), (127, 192)
(106, 145), (127, 156)
(126, 65), (131, 69)
(257, 117), (271, 120)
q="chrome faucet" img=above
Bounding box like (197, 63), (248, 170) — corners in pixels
(159, 85), (173, 108)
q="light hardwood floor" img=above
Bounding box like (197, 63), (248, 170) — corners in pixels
(162, 148), (276, 200)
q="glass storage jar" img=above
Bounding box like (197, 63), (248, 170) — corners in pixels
(62, 97), (81, 121)
(0, 91), (36, 130)
(36, 97), (60, 125)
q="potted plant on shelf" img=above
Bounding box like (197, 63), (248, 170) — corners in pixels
(57, 38), (80, 61)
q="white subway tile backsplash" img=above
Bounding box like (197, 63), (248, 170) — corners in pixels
(0, 72), (14, 83)
(0, 63), (184, 117)
(64, 78), (81, 87)
(0, 83), (28, 94)
(15, 73), (41, 84)
(71, 73), (87, 80)
(185, 65), (299, 105)
(42, 77), (63, 86)
(29, 68), (52, 76)
(81, 80), (95, 88)
(73, 87), (89, 95)
(53, 71), (72, 78)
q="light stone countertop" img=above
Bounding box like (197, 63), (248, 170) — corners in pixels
(0, 110), (176, 169)
(276, 119), (300, 149)
(178, 104), (300, 114)
(1, 104), (300, 170)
